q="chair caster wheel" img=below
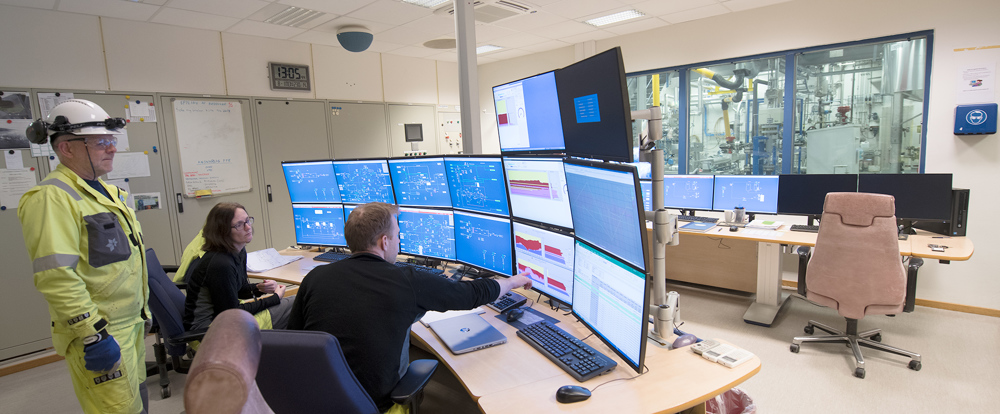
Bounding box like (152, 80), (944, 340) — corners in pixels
(804, 325), (814, 335)
(871, 333), (882, 342)
(854, 368), (866, 379)
(161, 385), (170, 399)
(790, 344), (800, 353)
(909, 360), (922, 371)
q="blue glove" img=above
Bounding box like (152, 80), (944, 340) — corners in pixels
(83, 330), (122, 372)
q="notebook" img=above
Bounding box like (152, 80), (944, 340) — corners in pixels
(427, 313), (507, 355)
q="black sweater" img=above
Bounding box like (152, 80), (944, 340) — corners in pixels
(183, 249), (278, 331)
(288, 253), (500, 412)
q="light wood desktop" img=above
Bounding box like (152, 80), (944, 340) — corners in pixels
(251, 249), (761, 414)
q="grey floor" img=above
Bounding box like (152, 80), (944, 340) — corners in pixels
(2, 283), (998, 413)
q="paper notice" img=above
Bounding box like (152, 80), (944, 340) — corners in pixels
(133, 192), (161, 210)
(108, 152), (151, 179)
(126, 100), (156, 123)
(0, 168), (37, 209)
(957, 61), (996, 104)
(4, 150), (24, 170)
(114, 130), (130, 151)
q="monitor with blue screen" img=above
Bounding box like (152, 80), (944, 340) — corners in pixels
(388, 157), (452, 208)
(343, 204), (357, 221)
(282, 160), (340, 203)
(397, 207), (455, 261)
(554, 47), (633, 162)
(513, 221), (574, 306)
(640, 180), (652, 211)
(454, 210), (513, 275)
(494, 71), (565, 154)
(503, 156), (573, 229)
(444, 156), (510, 217)
(712, 175), (779, 214)
(292, 204), (347, 247)
(564, 159), (647, 271)
(664, 175), (714, 211)
(333, 159), (395, 204)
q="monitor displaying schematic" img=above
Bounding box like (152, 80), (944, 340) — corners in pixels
(444, 156), (510, 217)
(513, 221), (575, 306)
(493, 71), (565, 154)
(503, 156), (573, 229)
(712, 175), (779, 214)
(397, 207), (455, 261)
(388, 157), (452, 208)
(292, 204), (347, 247)
(281, 160), (340, 203)
(663, 175), (714, 211)
(333, 159), (395, 204)
(454, 210), (513, 276)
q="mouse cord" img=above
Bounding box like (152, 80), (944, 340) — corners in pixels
(589, 365), (650, 393)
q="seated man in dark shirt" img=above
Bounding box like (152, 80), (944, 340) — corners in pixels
(289, 202), (531, 413)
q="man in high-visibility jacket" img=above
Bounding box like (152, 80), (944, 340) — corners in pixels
(19, 99), (149, 414)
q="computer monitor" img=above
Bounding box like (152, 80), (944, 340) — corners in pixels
(388, 157), (452, 208)
(663, 175), (714, 211)
(454, 210), (513, 275)
(564, 158), (647, 271)
(292, 204), (347, 247)
(513, 221), (575, 306)
(493, 71), (565, 154)
(444, 156), (510, 216)
(503, 156), (574, 229)
(712, 175), (779, 214)
(281, 160), (340, 203)
(857, 173), (953, 221)
(343, 204), (357, 221)
(555, 47), (633, 162)
(777, 174), (859, 216)
(333, 159), (395, 204)
(640, 180), (653, 211)
(572, 239), (649, 374)
(397, 207), (455, 261)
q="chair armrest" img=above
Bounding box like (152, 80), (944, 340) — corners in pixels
(796, 246), (811, 296)
(174, 282), (187, 291)
(165, 328), (209, 346)
(390, 359), (439, 406)
(162, 265), (180, 274)
(904, 257), (924, 313)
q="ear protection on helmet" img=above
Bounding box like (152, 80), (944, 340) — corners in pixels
(26, 118), (50, 144)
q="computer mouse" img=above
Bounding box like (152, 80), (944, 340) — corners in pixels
(729, 226), (738, 232)
(556, 385), (592, 403)
(505, 308), (525, 323)
(672, 333), (698, 349)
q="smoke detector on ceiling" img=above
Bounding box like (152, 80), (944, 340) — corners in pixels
(433, 0), (535, 24)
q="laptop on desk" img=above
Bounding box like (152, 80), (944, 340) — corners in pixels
(427, 313), (507, 355)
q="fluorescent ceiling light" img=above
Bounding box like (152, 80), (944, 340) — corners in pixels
(402, 0), (452, 8)
(476, 45), (503, 54)
(584, 10), (645, 27)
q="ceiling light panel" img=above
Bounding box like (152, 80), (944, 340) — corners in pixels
(584, 9), (645, 26)
(401, 0), (451, 8)
(476, 44), (503, 54)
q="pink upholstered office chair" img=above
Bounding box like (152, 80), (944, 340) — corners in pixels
(184, 309), (274, 414)
(790, 192), (922, 379)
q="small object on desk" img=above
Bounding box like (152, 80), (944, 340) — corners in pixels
(702, 343), (736, 363)
(691, 339), (721, 355)
(746, 219), (783, 230)
(677, 215), (719, 223)
(729, 226), (738, 232)
(715, 347), (755, 368)
(898, 233), (909, 241)
(672, 334), (698, 349)
(928, 244), (947, 252)
(314, 251), (351, 263)
(679, 221), (715, 232)
(517, 321), (617, 382)
(486, 291), (528, 313)
(555, 385), (592, 404)
(789, 224), (820, 233)
(419, 307), (485, 327)
(246, 248), (304, 272)
(505, 308), (525, 323)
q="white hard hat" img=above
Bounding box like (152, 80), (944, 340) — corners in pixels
(26, 99), (125, 144)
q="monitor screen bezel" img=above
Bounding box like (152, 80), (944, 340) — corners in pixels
(396, 205), (457, 262)
(291, 202), (349, 248)
(442, 154), (513, 218)
(556, 47), (634, 163)
(387, 155), (452, 208)
(494, 70), (567, 156)
(512, 218), (575, 308)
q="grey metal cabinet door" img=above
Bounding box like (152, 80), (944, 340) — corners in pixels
(388, 104), (436, 157)
(329, 102), (391, 159)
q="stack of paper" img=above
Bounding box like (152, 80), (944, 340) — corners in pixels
(419, 308), (486, 327)
(746, 219), (783, 230)
(247, 248), (304, 273)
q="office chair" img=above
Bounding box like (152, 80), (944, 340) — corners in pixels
(184, 309), (273, 414)
(256, 329), (439, 414)
(790, 192), (922, 379)
(145, 248), (208, 398)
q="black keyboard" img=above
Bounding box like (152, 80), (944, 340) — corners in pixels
(790, 224), (819, 233)
(517, 321), (617, 382)
(314, 251), (351, 263)
(393, 261), (447, 277)
(677, 215), (719, 223)
(486, 291), (527, 313)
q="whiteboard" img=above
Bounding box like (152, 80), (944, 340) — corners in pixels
(172, 99), (252, 197)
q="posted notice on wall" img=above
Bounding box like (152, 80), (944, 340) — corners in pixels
(957, 61), (996, 104)
(108, 152), (151, 179)
(133, 192), (161, 210)
(0, 168), (37, 210)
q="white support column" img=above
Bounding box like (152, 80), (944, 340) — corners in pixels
(454, 0), (482, 154)
(743, 241), (790, 326)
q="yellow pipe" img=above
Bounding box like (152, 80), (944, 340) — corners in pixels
(652, 74), (660, 107)
(722, 98), (732, 138)
(694, 68), (716, 79)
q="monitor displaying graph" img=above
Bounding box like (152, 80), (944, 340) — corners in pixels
(503, 157), (573, 229)
(292, 204), (347, 247)
(564, 159), (646, 271)
(454, 210), (513, 275)
(282, 160), (340, 203)
(444, 156), (510, 216)
(333, 159), (395, 204)
(493, 71), (565, 154)
(513, 221), (574, 306)
(397, 207), (455, 261)
(388, 157), (452, 208)
(712, 175), (779, 214)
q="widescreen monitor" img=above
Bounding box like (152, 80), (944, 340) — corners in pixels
(857, 173), (952, 221)
(572, 239), (649, 374)
(663, 175), (714, 211)
(777, 174), (858, 216)
(493, 71), (565, 154)
(397, 207), (455, 261)
(281, 160), (340, 203)
(640, 181), (653, 211)
(503, 156), (573, 229)
(454, 210), (513, 275)
(343, 204), (357, 221)
(513, 221), (574, 306)
(555, 47), (633, 162)
(712, 175), (779, 214)
(292, 204), (347, 247)
(333, 159), (395, 204)
(564, 159), (647, 271)
(444, 156), (510, 216)
(388, 157), (452, 208)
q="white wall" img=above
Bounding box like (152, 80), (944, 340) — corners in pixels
(477, 0), (1000, 310)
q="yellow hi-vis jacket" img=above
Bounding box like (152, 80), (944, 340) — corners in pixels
(18, 164), (149, 355)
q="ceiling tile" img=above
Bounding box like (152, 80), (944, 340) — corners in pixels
(365, 39), (405, 53)
(491, 32), (550, 49)
(375, 15), (454, 46)
(722, 0), (793, 12)
(557, 29), (617, 45)
(603, 16), (669, 35)
(632, 0), (719, 17)
(492, 10), (566, 32)
(533, 19), (595, 40)
(0, 0), (56, 9)
(346, 0), (431, 26)
(541, 0), (628, 20)
(473, 23), (519, 44)
(662, 4), (730, 24)
(277, 0), (376, 15)
(226, 19), (307, 40)
(427, 51), (457, 62)
(166, 0), (271, 20)
(290, 30), (343, 47)
(151, 7), (240, 32)
(485, 48), (531, 60)
(313, 15), (393, 34)
(387, 45), (440, 58)
(519, 39), (570, 53)
(58, 0), (159, 20)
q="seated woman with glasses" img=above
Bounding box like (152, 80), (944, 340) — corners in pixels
(183, 202), (294, 331)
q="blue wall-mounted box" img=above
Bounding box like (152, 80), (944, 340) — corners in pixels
(955, 103), (997, 135)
